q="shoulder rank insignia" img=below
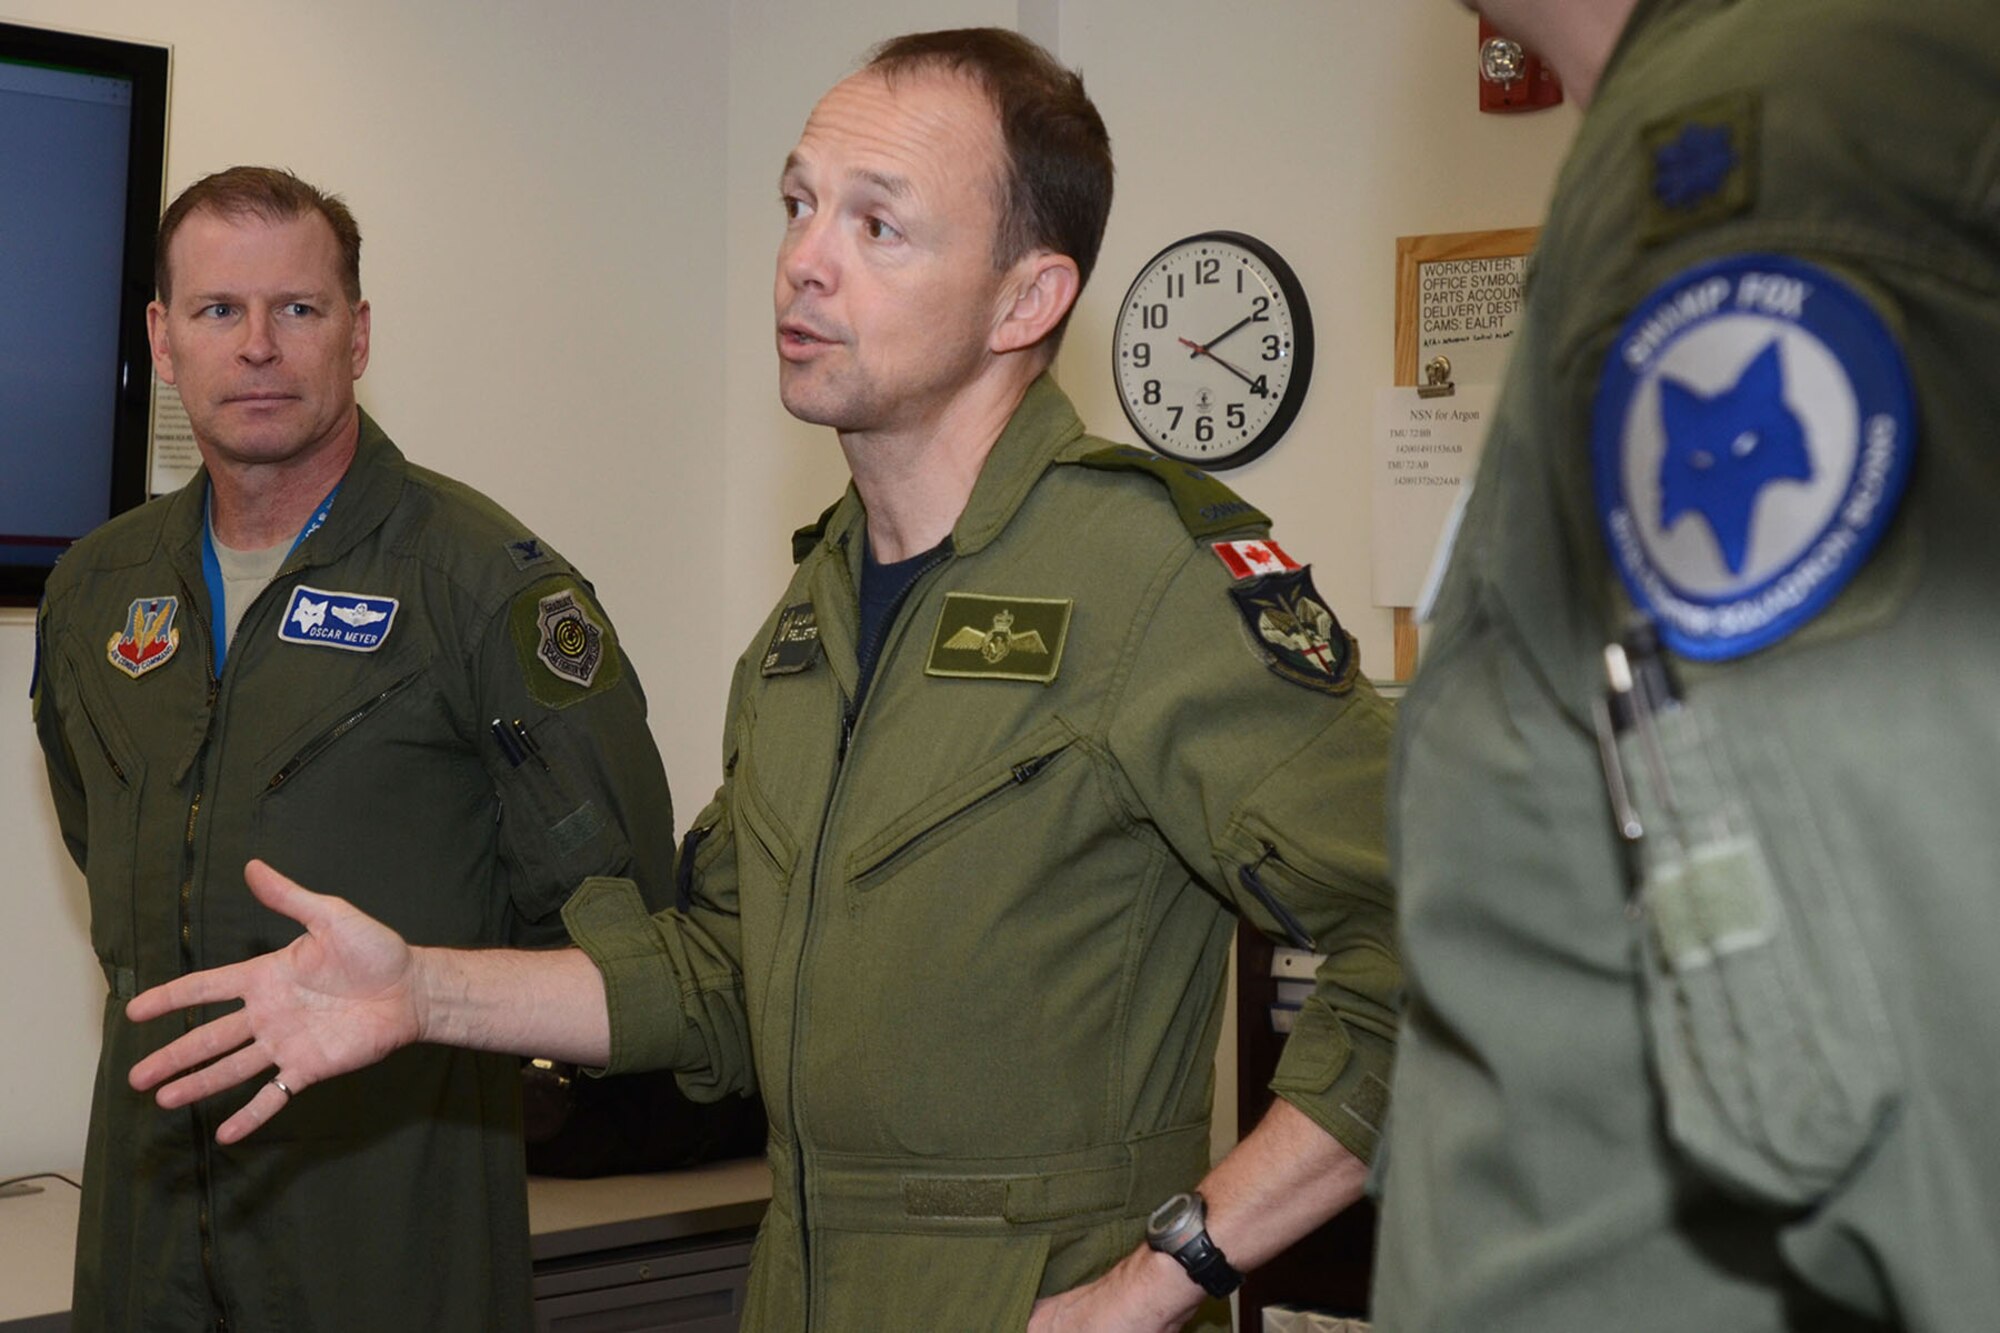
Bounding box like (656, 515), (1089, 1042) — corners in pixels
(1069, 445), (1268, 539)
(1230, 568), (1357, 695)
(1591, 253), (1914, 660)
(278, 586), (400, 653)
(509, 581), (623, 707)
(925, 593), (1072, 684)
(1642, 91), (1758, 246)
(505, 537), (552, 570)
(761, 601), (821, 676)
(107, 596), (180, 679)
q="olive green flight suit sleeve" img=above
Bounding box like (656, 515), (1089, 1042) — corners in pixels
(562, 650), (755, 1101)
(469, 572), (678, 945)
(1105, 545), (1399, 1162)
(31, 597), (90, 873)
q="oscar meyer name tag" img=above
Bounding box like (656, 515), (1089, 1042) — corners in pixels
(925, 593), (1071, 684)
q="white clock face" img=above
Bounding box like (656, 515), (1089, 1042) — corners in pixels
(1112, 233), (1312, 468)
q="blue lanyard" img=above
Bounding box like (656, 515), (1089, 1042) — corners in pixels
(201, 483), (340, 676)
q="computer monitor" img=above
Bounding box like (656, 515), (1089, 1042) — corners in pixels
(0, 20), (168, 605)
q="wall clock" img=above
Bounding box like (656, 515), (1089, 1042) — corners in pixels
(1112, 230), (1314, 469)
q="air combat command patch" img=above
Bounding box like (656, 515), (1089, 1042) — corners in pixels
(510, 580), (623, 707)
(1591, 254), (1914, 661)
(1229, 568), (1357, 695)
(106, 596), (180, 679)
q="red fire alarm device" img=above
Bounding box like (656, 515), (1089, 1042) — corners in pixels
(1478, 19), (1563, 113)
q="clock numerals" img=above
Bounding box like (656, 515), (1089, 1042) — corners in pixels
(1113, 232), (1314, 469)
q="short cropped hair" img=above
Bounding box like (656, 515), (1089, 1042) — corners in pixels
(156, 166), (362, 305)
(866, 28), (1113, 345)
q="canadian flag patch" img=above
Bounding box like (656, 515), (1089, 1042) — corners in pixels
(1211, 539), (1301, 581)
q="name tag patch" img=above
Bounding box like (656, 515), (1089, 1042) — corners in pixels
(761, 601), (821, 676)
(925, 593), (1072, 684)
(1591, 254), (1914, 660)
(279, 586), (399, 653)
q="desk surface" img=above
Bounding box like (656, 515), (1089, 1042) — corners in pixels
(0, 1160), (772, 1328)
(0, 1176), (81, 1328)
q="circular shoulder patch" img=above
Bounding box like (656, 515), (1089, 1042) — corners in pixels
(1591, 254), (1913, 660)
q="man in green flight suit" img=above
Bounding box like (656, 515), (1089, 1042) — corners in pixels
(118, 31), (1401, 1333)
(32, 168), (676, 1331)
(1378, 1), (2000, 1328)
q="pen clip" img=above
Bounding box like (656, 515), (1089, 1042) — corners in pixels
(490, 718), (527, 768)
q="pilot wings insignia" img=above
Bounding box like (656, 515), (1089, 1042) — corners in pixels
(941, 608), (1049, 664)
(330, 603), (389, 628)
(926, 593), (1072, 684)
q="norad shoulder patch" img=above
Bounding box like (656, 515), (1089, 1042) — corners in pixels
(1069, 445), (1268, 539)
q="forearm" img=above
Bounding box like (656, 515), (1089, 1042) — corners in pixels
(1193, 1095), (1367, 1271)
(1030, 1098), (1368, 1330)
(415, 944), (613, 1066)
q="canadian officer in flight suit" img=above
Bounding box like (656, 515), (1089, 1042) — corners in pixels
(116, 30), (1401, 1333)
(32, 167), (675, 1332)
(1377, 1), (2000, 1329)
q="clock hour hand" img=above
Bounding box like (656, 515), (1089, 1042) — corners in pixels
(1189, 313), (1255, 357)
(1177, 337), (1259, 390)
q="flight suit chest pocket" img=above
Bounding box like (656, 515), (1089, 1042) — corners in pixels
(733, 758), (802, 897)
(844, 720), (1080, 896)
(1611, 681), (1899, 1206)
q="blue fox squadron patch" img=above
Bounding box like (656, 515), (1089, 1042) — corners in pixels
(1592, 254), (1914, 660)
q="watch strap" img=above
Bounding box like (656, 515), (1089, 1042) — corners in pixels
(1171, 1229), (1244, 1299)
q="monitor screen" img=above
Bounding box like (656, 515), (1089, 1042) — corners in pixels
(0, 20), (167, 604)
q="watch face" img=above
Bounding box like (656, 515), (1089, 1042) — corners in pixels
(1113, 231), (1314, 469)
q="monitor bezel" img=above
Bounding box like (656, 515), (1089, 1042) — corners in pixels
(0, 19), (169, 606)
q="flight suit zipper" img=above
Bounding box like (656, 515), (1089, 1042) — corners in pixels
(1239, 842), (1317, 951)
(790, 540), (952, 1327)
(173, 575), (232, 1330)
(71, 691), (130, 787)
(848, 743), (1073, 885)
(265, 670), (422, 789)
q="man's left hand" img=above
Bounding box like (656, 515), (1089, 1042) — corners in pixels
(1026, 1247), (1202, 1333)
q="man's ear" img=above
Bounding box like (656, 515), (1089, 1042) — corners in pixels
(991, 251), (1081, 355)
(146, 300), (176, 385)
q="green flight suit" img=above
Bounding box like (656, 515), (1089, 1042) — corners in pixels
(564, 376), (1399, 1330)
(32, 414), (675, 1332)
(1377, 0), (2000, 1328)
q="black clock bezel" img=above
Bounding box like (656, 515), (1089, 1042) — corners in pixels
(1112, 229), (1315, 471)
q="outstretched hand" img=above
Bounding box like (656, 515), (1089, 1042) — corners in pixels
(127, 859), (424, 1143)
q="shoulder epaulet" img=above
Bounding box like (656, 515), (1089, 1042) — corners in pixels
(791, 499), (842, 564)
(1067, 445), (1268, 539)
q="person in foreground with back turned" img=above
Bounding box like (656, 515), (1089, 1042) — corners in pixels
(1377, 1), (2000, 1328)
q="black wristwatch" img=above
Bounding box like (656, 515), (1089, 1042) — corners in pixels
(1145, 1190), (1243, 1298)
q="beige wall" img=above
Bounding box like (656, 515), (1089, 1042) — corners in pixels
(0, 0), (1578, 1178)
(0, 0), (732, 1175)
